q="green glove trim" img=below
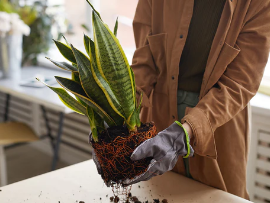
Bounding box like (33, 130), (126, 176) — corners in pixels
(175, 121), (191, 158)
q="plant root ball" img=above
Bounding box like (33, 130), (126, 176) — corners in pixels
(92, 122), (157, 185)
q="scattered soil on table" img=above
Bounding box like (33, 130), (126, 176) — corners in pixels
(91, 122), (157, 185)
(108, 193), (169, 203)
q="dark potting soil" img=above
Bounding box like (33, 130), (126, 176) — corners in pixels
(97, 123), (152, 144)
(91, 122), (156, 184)
(108, 194), (169, 203)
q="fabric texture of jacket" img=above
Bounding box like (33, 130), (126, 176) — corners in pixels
(131, 0), (270, 199)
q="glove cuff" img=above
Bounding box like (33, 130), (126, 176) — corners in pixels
(174, 121), (191, 158)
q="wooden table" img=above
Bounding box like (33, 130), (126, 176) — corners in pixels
(0, 160), (252, 203)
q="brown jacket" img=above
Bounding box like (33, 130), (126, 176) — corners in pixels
(131, 0), (270, 199)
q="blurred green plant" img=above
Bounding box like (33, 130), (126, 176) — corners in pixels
(0, 0), (37, 25)
(0, 0), (66, 65)
(22, 1), (54, 65)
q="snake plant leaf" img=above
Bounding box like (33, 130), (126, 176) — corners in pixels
(72, 71), (80, 83)
(46, 57), (77, 71)
(114, 17), (118, 37)
(71, 44), (124, 126)
(88, 38), (127, 121)
(85, 0), (102, 20)
(55, 76), (116, 127)
(53, 40), (77, 64)
(62, 35), (70, 46)
(36, 78), (86, 115)
(72, 72), (87, 106)
(92, 11), (136, 129)
(86, 106), (104, 142)
(84, 34), (91, 56)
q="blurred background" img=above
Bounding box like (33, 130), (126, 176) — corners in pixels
(0, 0), (269, 203)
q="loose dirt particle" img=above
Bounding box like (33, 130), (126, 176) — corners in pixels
(114, 196), (120, 202)
(131, 196), (138, 201)
(162, 199), (168, 203)
(154, 199), (160, 203)
(79, 201), (85, 203)
(110, 196), (114, 201)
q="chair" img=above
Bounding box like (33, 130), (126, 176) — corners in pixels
(0, 122), (38, 186)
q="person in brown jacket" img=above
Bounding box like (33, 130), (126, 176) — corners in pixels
(127, 0), (270, 200)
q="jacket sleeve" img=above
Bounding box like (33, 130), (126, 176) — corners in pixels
(181, 1), (270, 159)
(131, 0), (158, 108)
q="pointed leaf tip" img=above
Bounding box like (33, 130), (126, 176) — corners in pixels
(54, 40), (76, 64)
(87, 0), (102, 20)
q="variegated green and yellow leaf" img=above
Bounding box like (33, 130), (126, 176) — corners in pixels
(92, 11), (136, 129)
(62, 35), (70, 46)
(55, 76), (116, 127)
(53, 40), (77, 64)
(84, 34), (91, 56)
(88, 39), (126, 118)
(71, 44), (124, 126)
(36, 78), (86, 115)
(114, 17), (118, 37)
(71, 72), (87, 106)
(86, 106), (104, 142)
(46, 57), (77, 72)
(85, 0), (102, 20)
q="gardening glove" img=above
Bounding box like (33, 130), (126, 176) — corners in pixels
(123, 121), (194, 186)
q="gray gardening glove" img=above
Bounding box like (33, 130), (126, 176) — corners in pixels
(123, 121), (194, 186)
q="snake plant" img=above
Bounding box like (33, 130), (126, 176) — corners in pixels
(37, 0), (142, 142)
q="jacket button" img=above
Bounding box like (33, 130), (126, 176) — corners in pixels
(172, 76), (175, 80)
(180, 34), (184, 38)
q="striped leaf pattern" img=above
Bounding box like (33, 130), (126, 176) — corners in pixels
(92, 11), (136, 129)
(71, 44), (124, 126)
(55, 76), (116, 127)
(53, 40), (77, 64)
(36, 78), (86, 115)
(71, 72), (87, 107)
(86, 106), (105, 142)
(46, 57), (77, 72)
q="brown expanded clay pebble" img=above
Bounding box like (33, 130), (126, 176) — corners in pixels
(154, 199), (160, 203)
(79, 202), (85, 203)
(128, 193), (132, 197)
(110, 196), (114, 202)
(114, 196), (120, 203)
(162, 199), (168, 203)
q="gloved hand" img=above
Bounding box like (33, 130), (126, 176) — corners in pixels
(123, 121), (194, 186)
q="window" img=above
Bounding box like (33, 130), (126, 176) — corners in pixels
(98, 0), (138, 62)
(39, 0), (138, 66)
